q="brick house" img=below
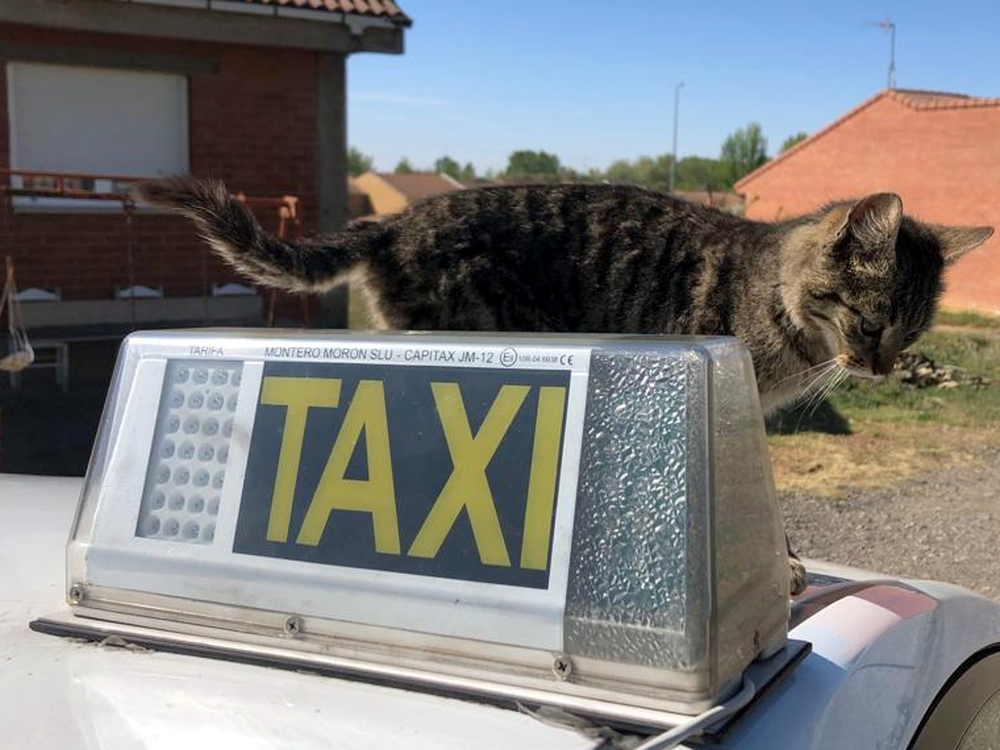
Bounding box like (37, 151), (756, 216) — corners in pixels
(735, 89), (1000, 314)
(0, 0), (411, 386)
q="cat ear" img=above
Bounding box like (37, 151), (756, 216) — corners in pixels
(927, 224), (994, 265)
(840, 193), (903, 250)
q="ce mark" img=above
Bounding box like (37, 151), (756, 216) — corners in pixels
(558, 354), (574, 367)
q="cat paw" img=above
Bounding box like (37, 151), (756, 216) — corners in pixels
(789, 555), (807, 596)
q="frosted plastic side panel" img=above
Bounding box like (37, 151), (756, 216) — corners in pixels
(711, 345), (789, 679)
(564, 342), (787, 697)
(564, 348), (710, 670)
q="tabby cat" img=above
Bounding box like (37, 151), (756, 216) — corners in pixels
(140, 177), (991, 415)
(141, 177), (992, 595)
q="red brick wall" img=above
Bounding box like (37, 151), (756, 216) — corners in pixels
(738, 95), (1000, 313)
(0, 23), (319, 304)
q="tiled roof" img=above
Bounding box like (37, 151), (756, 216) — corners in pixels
(377, 172), (465, 200)
(728, 87), (1000, 313)
(237, 0), (411, 25)
(888, 88), (1000, 110)
(736, 88), (1000, 190)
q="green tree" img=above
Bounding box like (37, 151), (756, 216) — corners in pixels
(603, 158), (638, 183)
(460, 162), (477, 182)
(603, 154), (673, 189)
(434, 155), (461, 180)
(565, 166), (602, 183)
(638, 155), (673, 188)
(780, 132), (809, 153)
(505, 150), (561, 180)
(675, 156), (728, 192)
(719, 122), (768, 186)
(348, 146), (374, 177)
(394, 157), (415, 174)
(558, 167), (577, 181)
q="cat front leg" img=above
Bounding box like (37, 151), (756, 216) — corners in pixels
(787, 533), (806, 595)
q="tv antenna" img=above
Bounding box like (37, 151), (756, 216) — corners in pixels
(874, 19), (897, 89)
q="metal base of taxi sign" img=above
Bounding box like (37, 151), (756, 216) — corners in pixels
(50, 330), (790, 726)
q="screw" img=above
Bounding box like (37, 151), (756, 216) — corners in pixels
(283, 615), (303, 637)
(552, 654), (573, 680)
(68, 584), (85, 604)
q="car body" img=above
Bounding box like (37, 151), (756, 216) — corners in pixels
(5, 472), (1000, 750)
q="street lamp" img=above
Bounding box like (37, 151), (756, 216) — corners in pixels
(670, 82), (684, 193)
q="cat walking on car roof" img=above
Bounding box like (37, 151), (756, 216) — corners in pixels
(141, 175), (991, 413)
(140, 176), (992, 594)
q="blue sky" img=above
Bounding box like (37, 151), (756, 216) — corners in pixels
(347, 1), (1000, 173)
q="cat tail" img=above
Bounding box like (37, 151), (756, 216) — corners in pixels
(137, 175), (385, 293)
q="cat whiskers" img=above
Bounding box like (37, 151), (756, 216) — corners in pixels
(796, 361), (840, 403)
(792, 361), (845, 429)
(775, 359), (838, 387)
(864, 378), (877, 411)
(806, 366), (849, 418)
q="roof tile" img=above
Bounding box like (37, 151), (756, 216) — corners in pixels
(377, 172), (465, 201)
(888, 88), (1000, 111)
(736, 88), (1000, 190)
(236, 0), (411, 25)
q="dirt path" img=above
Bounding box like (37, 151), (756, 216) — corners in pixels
(780, 444), (1000, 599)
(780, 446), (1000, 599)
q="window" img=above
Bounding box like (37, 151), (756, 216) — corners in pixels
(6, 61), (188, 208)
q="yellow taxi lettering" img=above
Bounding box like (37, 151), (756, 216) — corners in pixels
(407, 383), (529, 566)
(296, 380), (401, 554)
(519, 386), (567, 570)
(240, 365), (572, 587)
(260, 377), (341, 543)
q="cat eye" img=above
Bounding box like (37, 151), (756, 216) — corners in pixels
(860, 318), (883, 338)
(903, 332), (919, 344)
(809, 290), (843, 305)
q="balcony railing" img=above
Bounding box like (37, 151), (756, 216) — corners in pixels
(0, 169), (307, 327)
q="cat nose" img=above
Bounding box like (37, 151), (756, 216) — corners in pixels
(873, 357), (895, 376)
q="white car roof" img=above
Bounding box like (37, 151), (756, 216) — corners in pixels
(10, 473), (1000, 750)
(0, 475), (594, 750)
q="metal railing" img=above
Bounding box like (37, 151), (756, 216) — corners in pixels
(0, 169), (307, 326)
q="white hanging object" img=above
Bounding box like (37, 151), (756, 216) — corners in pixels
(0, 258), (35, 373)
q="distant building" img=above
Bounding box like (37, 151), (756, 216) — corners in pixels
(0, 0), (411, 387)
(352, 172), (465, 217)
(348, 178), (375, 220)
(736, 89), (1000, 314)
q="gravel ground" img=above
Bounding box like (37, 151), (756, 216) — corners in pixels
(781, 444), (1000, 599)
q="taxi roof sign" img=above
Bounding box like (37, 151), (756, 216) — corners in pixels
(53, 329), (789, 726)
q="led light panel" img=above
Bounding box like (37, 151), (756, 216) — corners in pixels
(135, 360), (242, 544)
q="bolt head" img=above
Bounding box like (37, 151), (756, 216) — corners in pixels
(552, 654), (573, 680)
(68, 584), (85, 604)
(283, 615), (303, 636)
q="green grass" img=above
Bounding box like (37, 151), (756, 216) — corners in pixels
(768, 324), (1000, 493)
(827, 328), (1000, 428)
(934, 309), (1000, 329)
